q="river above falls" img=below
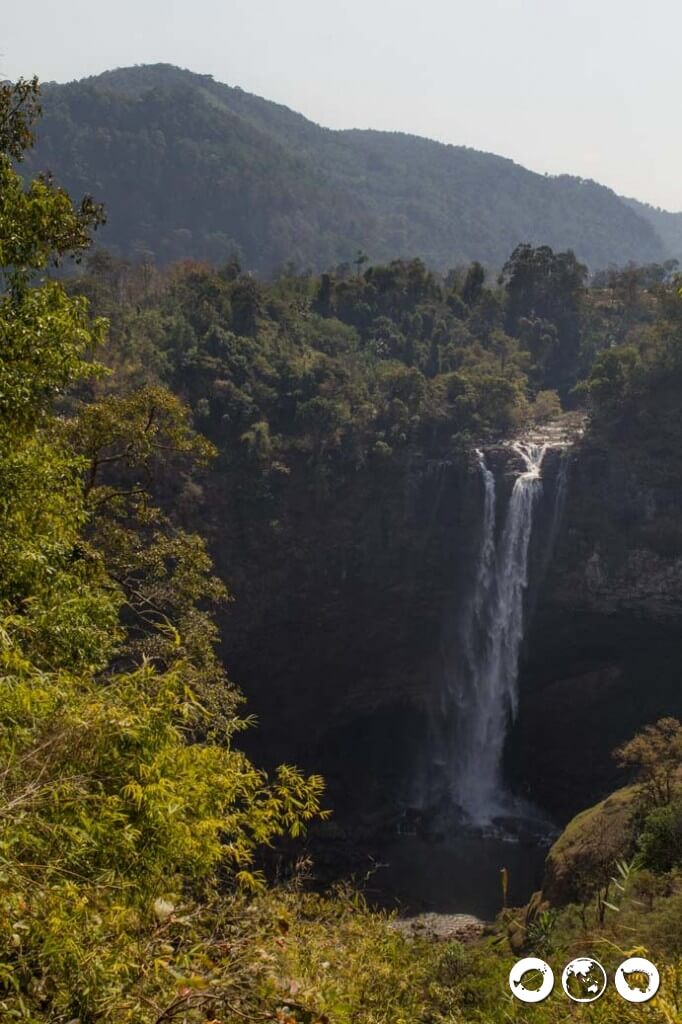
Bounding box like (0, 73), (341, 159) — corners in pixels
(366, 831), (550, 921)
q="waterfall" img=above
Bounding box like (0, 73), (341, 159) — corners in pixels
(454, 442), (548, 823)
(471, 449), (496, 622)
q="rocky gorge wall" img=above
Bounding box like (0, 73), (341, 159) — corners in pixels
(509, 435), (682, 821)
(201, 425), (682, 828)
(210, 451), (485, 821)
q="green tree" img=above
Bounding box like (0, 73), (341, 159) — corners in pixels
(462, 260), (485, 307)
(615, 717), (682, 807)
(0, 78), (325, 1020)
(639, 800), (682, 872)
(502, 243), (587, 395)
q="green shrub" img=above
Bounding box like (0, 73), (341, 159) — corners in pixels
(640, 801), (682, 873)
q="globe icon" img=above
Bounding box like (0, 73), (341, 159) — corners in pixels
(562, 958), (607, 1002)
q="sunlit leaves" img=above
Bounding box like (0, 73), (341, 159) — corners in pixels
(0, 79), (327, 1018)
(0, 282), (106, 438)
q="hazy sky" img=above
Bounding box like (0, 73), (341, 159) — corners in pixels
(2, 0), (681, 210)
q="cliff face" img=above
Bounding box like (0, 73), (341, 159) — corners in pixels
(206, 441), (561, 821)
(509, 438), (682, 820)
(210, 453), (484, 819)
(204, 427), (682, 826)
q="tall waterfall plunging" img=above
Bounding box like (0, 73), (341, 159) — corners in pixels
(453, 442), (549, 823)
(386, 433), (576, 916)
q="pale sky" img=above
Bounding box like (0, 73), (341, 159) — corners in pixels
(2, 0), (681, 210)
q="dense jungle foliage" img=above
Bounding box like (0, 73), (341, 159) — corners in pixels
(23, 64), (682, 273)
(67, 219), (682, 473)
(3, 77), (682, 1021)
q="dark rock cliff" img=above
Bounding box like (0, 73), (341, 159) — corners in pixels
(200, 426), (681, 828)
(211, 453), (484, 820)
(509, 438), (682, 821)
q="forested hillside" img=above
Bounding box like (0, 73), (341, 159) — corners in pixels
(625, 196), (682, 263)
(24, 63), (673, 273)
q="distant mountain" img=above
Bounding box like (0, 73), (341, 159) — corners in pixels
(24, 64), (675, 273)
(623, 197), (682, 264)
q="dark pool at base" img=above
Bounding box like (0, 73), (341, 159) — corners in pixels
(366, 832), (549, 920)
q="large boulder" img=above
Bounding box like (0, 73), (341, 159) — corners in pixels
(541, 786), (639, 906)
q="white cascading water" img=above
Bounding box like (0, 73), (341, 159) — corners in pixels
(471, 450), (496, 623)
(454, 442), (547, 823)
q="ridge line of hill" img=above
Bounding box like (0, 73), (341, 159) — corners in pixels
(23, 63), (682, 273)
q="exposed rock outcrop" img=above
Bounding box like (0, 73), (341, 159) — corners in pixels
(390, 912), (485, 943)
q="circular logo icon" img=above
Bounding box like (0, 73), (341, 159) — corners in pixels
(615, 957), (660, 1003)
(562, 957), (607, 1003)
(509, 957), (554, 1003)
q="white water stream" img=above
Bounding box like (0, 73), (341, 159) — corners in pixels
(454, 442), (548, 823)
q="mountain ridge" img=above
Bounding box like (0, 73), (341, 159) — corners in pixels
(623, 195), (682, 262)
(24, 63), (680, 273)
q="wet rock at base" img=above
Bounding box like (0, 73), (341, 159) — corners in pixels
(390, 912), (485, 943)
